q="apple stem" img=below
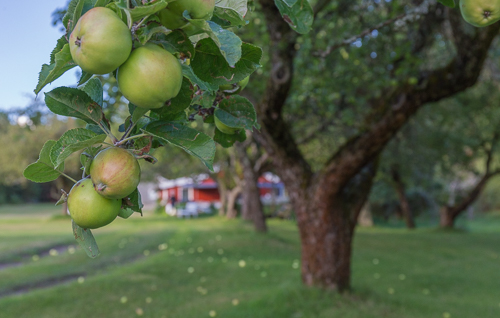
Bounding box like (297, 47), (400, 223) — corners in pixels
(75, 37), (81, 47)
(57, 170), (78, 184)
(98, 122), (118, 143)
(96, 183), (107, 192)
(135, 154), (158, 164)
(121, 120), (137, 141)
(115, 133), (150, 146)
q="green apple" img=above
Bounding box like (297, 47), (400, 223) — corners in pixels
(220, 76), (250, 95)
(90, 147), (141, 199)
(68, 178), (121, 229)
(459, 0), (500, 27)
(117, 44), (183, 109)
(215, 116), (238, 135)
(158, 0), (216, 30)
(69, 7), (132, 74)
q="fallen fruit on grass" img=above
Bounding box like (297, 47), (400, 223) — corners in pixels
(69, 7), (132, 74)
(68, 178), (121, 229)
(90, 147), (141, 199)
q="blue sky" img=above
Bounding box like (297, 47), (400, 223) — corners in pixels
(0, 1), (79, 111)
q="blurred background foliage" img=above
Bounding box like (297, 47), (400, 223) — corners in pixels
(3, 0), (500, 226)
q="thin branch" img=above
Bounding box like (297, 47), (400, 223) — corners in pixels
(98, 122), (118, 143)
(121, 118), (136, 141)
(57, 170), (78, 184)
(314, 1), (432, 58)
(115, 133), (149, 146)
(253, 152), (270, 174)
(319, 13), (500, 195)
(314, 13), (407, 58)
(296, 119), (331, 145)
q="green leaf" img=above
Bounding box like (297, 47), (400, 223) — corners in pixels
(80, 77), (103, 106)
(50, 36), (69, 64)
(62, 0), (79, 32)
(55, 191), (68, 206)
(23, 140), (65, 183)
(71, 0), (98, 34)
(34, 44), (77, 94)
(116, 0), (168, 21)
(215, 0), (248, 17)
(213, 7), (247, 27)
(121, 188), (143, 215)
(182, 64), (219, 92)
(78, 71), (93, 86)
(132, 105), (150, 123)
(136, 20), (172, 46)
(85, 123), (106, 135)
(438, 0), (455, 8)
(214, 95), (257, 130)
(152, 78), (194, 118)
(191, 91), (216, 108)
(153, 29), (196, 59)
(186, 19), (242, 67)
(118, 208), (135, 219)
(274, 0), (313, 34)
(94, 0), (111, 7)
(72, 220), (100, 258)
(80, 145), (103, 176)
(45, 87), (103, 124)
(50, 128), (107, 167)
(191, 39), (262, 86)
(143, 121), (216, 170)
(214, 127), (246, 148)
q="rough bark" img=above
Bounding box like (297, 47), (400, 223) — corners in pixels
(298, 161), (377, 290)
(256, 0), (500, 291)
(391, 166), (415, 229)
(236, 143), (268, 232)
(225, 185), (241, 219)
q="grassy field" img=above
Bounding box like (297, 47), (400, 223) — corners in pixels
(1, 204), (500, 318)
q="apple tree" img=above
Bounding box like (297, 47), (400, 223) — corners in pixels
(249, 0), (500, 291)
(24, 0), (313, 258)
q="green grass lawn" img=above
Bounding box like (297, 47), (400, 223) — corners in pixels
(1, 204), (500, 317)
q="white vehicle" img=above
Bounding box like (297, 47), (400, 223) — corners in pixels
(175, 202), (199, 218)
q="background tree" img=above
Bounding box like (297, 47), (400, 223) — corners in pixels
(250, 0), (500, 291)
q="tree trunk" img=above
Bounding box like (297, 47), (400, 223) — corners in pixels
(240, 177), (267, 232)
(217, 179), (228, 216)
(236, 143), (268, 232)
(391, 166), (415, 229)
(299, 198), (354, 290)
(297, 162), (377, 291)
(357, 203), (374, 227)
(226, 186), (241, 219)
(439, 172), (497, 228)
(255, 0), (499, 290)
(439, 206), (455, 228)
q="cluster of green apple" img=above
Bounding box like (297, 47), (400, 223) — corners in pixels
(68, 147), (141, 229)
(459, 0), (500, 27)
(69, 5), (193, 109)
(66, 0), (219, 229)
